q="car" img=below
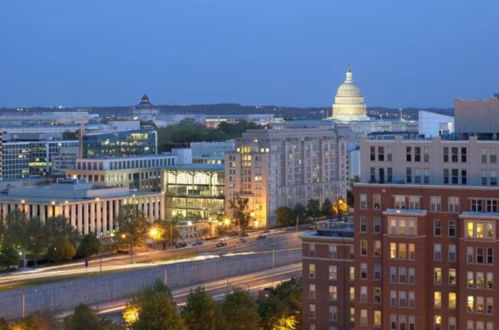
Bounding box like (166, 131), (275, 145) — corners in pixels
(238, 238), (247, 243)
(175, 242), (187, 248)
(191, 240), (204, 246)
(256, 234), (267, 240)
(216, 241), (227, 248)
(241, 233), (249, 237)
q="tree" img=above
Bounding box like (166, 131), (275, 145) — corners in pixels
(293, 203), (306, 224)
(126, 280), (185, 330)
(258, 278), (302, 329)
(0, 246), (19, 270)
(64, 304), (118, 330)
(77, 233), (101, 259)
(275, 207), (296, 227)
(220, 288), (260, 330)
(25, 217), (48, 266)
(116, 205), (149, 262)
(44, 216), (80, 246)
(46, 237), (77, 263)
(320, 198), (333, 218)
(182, 287), (222, 330)
(228, 196), (252, 236)
(332, 197), (349, 220)
(306, 199), (321, 222)
(0, 317), (8, 330)
(10, 311), (57, 330)
(5, 210), (29, 250)
(149, 219), (179, 249)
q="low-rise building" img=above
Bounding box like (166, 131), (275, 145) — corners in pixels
(0, 178), (163, 236)
(83, 127), (157, 158)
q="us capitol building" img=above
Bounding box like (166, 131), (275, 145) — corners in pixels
(329, 66), (370, 121)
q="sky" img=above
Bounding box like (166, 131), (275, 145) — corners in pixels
(1, 0), (499, 109)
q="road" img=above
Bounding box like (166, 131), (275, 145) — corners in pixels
(0, 229), (302, 289)
(57, 262), (302, 320)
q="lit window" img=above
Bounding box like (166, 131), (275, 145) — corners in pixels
(434, 291), (442, 308)
(467, 296), (474, 312)
(373, 310), (381, 326)
(390, 242), (397, 259)
(434, 267), (442, 285)
(449, 292), (456, 309)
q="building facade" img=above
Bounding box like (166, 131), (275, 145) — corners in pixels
(65, 154), (178, 191)
(301, 222), (355, 330)
(162, 164), (225, 220)
(1, 140), (79, 179)
(360, 136), (499, 187)
(455, 95), (499, 140)
(0, 178), (163, 236)
(418, 110), (454, 138)
(352, 183), (498, 330)
(225, 128), (347, 228)
(83, 128), (157, 158)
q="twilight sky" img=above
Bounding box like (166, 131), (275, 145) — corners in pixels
(1, 0), (498, 108)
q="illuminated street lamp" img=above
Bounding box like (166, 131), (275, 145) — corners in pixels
(123, 306), (139, 326)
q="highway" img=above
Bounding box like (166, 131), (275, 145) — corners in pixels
(0, 229), (302, 289)
(57, 262), (302, 320)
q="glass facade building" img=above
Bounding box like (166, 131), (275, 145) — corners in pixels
(162, 164), (225, 220)
(1, 140), (79, 178)
(83, 128), (157, 158)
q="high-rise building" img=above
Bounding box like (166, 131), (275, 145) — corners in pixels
(329, 66), (370, 122)
(83, 127), (157, 158)
(351, 183), (498, 330)
(225, 127), (347, 228)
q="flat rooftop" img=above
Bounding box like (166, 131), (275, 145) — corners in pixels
(164, 164), (224, 171)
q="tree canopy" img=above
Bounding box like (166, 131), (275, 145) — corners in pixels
(228, 196), (252, 236)
(182, 287), (222, 330)
(220, 288), (260, 330)
(63, 304), (118, 330)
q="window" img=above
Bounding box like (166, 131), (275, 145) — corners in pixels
(349, 307), (355, 323)
(448, 220), (457, 237)
(395, 195), (406, 209)
(406, 147), (412, 162)
(329, 245), (337, 259)
(448, 197), (459, 213)
(408, 267), (416, 284)
(443, 168), (449, 184)
(409, 243), (416, 260)
(360, 263), (368, 279)
(399, 291), (407, 307)
(329, 265), (337, 280)
(390, 242), (397, 259)
(360, 217), (368, 233)
(467, 271), (475, 288)
(409, 291), (415, 307)
(359, 194), (367, 209)
(360, 286), (368, 303)
(434, 219), (442, 236)
(467, 247), (474, 263)
(430, 196), (441, 212)
(434, 315), (442, 330)
(434, 267), (442, 285)
(399, 266), (407, 283)
(373, 310), (381, 327)
(409, 316), (416, 330)
(414, 147), (421, 161)
(434, 291), (442, 308)
(443, 147), (449, 162)
(349, 286), (355, 301)
(374, 240), (381, 256)
(308, 243), (315, 256)
(390, 290), (397, 306)
(309, 284), (316, 299)
(390, 266), (397, 283)
(374, 264), (381, 280)
(329, 305), (337, 321)
(448, 244), (456, 261)
(486, 272), (494, 289)
(374, 287), (382, 304)
(448, 317), (456, 330)
(434, 244), (442, 261)
(476, 272), (484, 288)
(409, 196), (420, 209)
(448, 268), (457, 286)
(399, 243), (407, 259)
(349, 266), (355, 281)
(309, 264), (316, 279)
(406, 168), (412, 183)
(477, 247), (484, 264)
(487, 247), (493, 264)
(329, 285), (337, 301)
(448, 292), (456, 309)
(374, 217), (381, 233)
(390, 314), (397, 330)
(360, 240), (368, 256)
(309, 304), (316, 319)
(373, 194), (381, 209)
(370, 146), (376, 161)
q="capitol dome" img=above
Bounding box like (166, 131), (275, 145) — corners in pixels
(329, 66), (370, 121)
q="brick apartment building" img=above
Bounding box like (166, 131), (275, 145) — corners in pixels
(352, 184), (498, 330)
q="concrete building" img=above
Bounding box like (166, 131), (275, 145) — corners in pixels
(418, 110), (454, 138)
(329, 66), (370, 122)
(0, 178), (163, 236)
(225, 127), (347, 228)
(301, 221), (355, 330)
(360, 135), (499, 186)
(83, 127), (157, 158)
(162, 164), (225, 220)
(0, 140), (79, 179)
(350, 183), (498, 329)
(190, 140), (235, 165)
(131, 94), (160, 120)
(455, 95), (499, 139)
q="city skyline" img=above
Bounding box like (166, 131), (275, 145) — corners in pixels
(1, 0), (499, 108)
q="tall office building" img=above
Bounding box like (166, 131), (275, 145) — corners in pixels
(225, 127), (347, 228)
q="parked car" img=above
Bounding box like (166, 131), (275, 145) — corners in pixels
(239, 238), (247, 243)
(175, 242), (188, 248)
(216, 241), (228, 248)
(256, 234), (267, 240)
(192, 240), (204, 246)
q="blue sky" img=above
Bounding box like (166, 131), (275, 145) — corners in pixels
(1, 0), (498, 108)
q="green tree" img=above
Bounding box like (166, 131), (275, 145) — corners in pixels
(0, 221), (6, 250)
(64, 304), (118, 330)
(150, 219), (179, 249)
(116, 205), (149, 262)
(77, 233), (101, 259)
(0, 317), (8, 330)
(320, 198), (333, 218)
(306, 199), (321, 222)
(44, 216), (80, 246)
(127, 280), (185, 330)
(228, 196), (252, 236)
(10, 311), (57, 330)
(275, 206), (296, 227)
(182, 287), (222, 330)
(25, 217), (48, 266)
(258, 278), (302, 329)
(5, 210), (29, 250)
(0, 245), (20, 270)
(220, 288), (260, 330)
(46, 237), (77, 262)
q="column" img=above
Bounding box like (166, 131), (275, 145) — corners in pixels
(160, 195), (165, 220)
(40, 205), (46, 223)
(96, 200), (102, 235)
(70, 204), (77, 228)
(90, 202), (95, 233)
(83, 203), (89, 235)
(109, 200), (114, 232)
(77, 203), (83, 234)
(144, 197), (149, 219)
(102, 200), (108, 235)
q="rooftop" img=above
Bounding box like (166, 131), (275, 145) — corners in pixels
(164, 163), (224, 171)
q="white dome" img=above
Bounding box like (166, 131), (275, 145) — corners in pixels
(329, 66), (370, 122)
